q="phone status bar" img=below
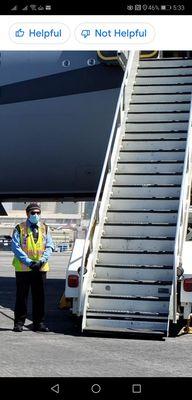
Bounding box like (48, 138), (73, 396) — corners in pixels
(2, 1), (192, 15)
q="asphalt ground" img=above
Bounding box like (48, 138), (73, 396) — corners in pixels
(0, 251), (192, 382)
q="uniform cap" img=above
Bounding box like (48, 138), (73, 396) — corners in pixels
(26, 202), (41, 213)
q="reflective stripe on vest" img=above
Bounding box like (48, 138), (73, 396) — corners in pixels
(12, 222), (49, 272)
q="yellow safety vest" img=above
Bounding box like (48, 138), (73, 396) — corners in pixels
(12, 222), (49, 272)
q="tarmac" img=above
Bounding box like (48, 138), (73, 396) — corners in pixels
(1, 251), (192, 381)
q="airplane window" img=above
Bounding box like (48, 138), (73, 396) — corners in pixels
(62, 60), (71, 67)
(87, 58), (96, 66)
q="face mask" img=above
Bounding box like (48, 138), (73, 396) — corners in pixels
(29, 214), (40, 224)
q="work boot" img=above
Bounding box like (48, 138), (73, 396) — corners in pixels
(33, 322), (50, 332)
(13, 323), (23, 332)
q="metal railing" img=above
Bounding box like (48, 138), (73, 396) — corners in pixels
(117, 51), (129, 70)
(173, 94), (192, 323)
(77, 51), (139, 315)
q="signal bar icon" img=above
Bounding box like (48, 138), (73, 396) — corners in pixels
(11, 5), (18, 11)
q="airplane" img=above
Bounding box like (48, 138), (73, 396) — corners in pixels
(0, 51), (123, 202)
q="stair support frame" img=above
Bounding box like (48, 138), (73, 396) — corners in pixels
(77, 52), (140, 321)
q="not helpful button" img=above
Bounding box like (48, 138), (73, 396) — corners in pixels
(76, 23), (155, 44)
(10, 23), (70, 44)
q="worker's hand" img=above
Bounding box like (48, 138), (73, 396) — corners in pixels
(29, 260), (44, 272)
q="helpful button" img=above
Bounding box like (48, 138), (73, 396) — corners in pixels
(10, 23), (70, 44)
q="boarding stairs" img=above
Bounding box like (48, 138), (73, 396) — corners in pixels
(78, 52), (192, 336)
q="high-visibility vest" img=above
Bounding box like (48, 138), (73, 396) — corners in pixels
(12, 222), (49, 272)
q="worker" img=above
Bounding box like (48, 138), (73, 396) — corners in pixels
(11, 202), (54, 332)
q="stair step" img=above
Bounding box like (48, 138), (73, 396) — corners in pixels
(87, 309), (168, 318)
(89, 293), (170, 300)
(111, 195), (179, 199)
(100, 237), (174, 252)
(122, 139), (186, 150)
(133, 84), (192, 94)
(101, 235), (175, 239)
(99, 250), (173, 254)
(107, 210), (178, 223)
(127, 112), (189, 121)
(131, 93), (191, 102)
(124, 132), (187, 140)
(86, 310), (168, 323)
(112, 185), (180, 197)
(109, 198), (179, 210)
(125, 122), (188, 131)
(95, 264), (173, 280)
(114, 173), (182, 185)
(135, 76), (192, 85)
(113, 183), (181, 185)
(129, 103), (190, 112)
(137, 67), (192, 76)
(98, 251), (173, 266)
(83, 322), (167, 335)
(103, 223), (176, 237)
(139, 59), (192, 67)
(88, 294), (169, 313)
(124, 137), (187, 141)
(92, 279), (172, 285)
(91, 280), (171, 297)
(119, 150), (185, 161)
(116, 161), (183, 173)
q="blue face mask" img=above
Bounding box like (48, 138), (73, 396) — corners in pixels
(29, 214), (40, 224)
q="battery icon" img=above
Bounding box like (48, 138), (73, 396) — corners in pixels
(45, 5), (52, 11)
(161, 5), (172, 10)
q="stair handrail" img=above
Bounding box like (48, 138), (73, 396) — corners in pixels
(77, 51), (138, 315)
(173, 94), (192, 323)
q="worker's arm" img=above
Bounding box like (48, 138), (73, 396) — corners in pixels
(11, 226), (33, 266)
(40, 226), (54, 263)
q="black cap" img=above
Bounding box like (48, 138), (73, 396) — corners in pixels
(26, 202), (41, 213)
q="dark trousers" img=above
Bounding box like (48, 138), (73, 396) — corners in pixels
(14, 271), (47, 326)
